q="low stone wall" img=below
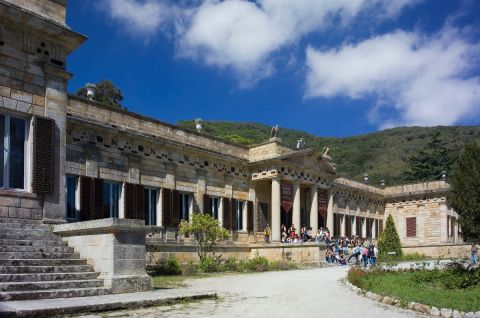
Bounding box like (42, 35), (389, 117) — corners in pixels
(403, 244), (470, 259)
(54, 218), (153, 294)
(146, 241), (326, 265)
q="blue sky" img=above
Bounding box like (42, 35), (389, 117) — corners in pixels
(66, 0), (480, 137)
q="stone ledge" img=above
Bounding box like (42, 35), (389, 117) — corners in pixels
(0, 290), (217, 318)
(54, 218), (147, 236)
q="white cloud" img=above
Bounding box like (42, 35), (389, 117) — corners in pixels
(105, 0), (172, 36)
(178, 0), (420, 84)
(305, 27), (480, 127)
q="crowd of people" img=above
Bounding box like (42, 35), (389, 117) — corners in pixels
(262, 225), (379, 267)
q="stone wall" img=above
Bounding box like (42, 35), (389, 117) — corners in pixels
(403, 244), (470, 259)
(3, 0), (66, 26)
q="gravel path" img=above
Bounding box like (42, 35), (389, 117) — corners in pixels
(89, 267), (424, 318)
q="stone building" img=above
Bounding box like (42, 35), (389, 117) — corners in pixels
(0, 0), (468, 300)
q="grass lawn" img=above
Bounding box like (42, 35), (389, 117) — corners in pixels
(351, 270), (480, 312)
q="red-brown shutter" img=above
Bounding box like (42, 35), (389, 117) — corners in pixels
(223, 198), (232, 230)
(203, 194), (210, 216)
(135, 184), (145, 220)
(345, 215), (351, 237)
(247, 201), (254, 232)
(318, 190), (328, 217)
(231, 199), (237, 230)
(94, 178), (104, 219)
(375, 219), (379, 238)
(356, 216), (362, 238)
(124, 183), (135, 219)
(171, 190), (180, 227)
(33, 116), (54, 194)
(79, 176), (93, 221)
(406, 217), (416, 237)
(162, 188), (172, 227)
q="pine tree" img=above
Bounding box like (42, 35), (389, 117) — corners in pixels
(377, 214), (403, 258)
(448, 143), (480, 242)
(402, 129), (453, 182)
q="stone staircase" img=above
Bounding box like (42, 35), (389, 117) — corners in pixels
(0, 217), (111, 301)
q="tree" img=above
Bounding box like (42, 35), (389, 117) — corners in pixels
(75, 80), (125, 109)
(448, 143), (480, 242)
(377, 214), (403, 258)
(179, 213), (230, 261)
(402, 129), (453, 182)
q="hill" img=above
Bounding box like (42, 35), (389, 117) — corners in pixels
(177, 120), (480, 186)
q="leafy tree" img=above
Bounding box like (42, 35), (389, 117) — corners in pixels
(179, 213), (230, 261)
(75, 80), (125, 109)
(377, 214), (403, 258)
(402, 129), (453, 182)
(448, 143), (480, 242)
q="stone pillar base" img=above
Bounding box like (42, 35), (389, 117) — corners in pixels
(54, 218), (153, 294)
(101, 274), (153, 294)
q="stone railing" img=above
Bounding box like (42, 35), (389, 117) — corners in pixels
(385, 181), (449, 198)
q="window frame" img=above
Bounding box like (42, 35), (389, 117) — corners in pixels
(0, 112), (30, 191)
(103, 181), (121, 218)
(235, 200), (244, 231)
(210, 196), (220, 219)
(65, 175), (80, 221)
(179, 192), (191, 222)
(144, 187), (158, 226)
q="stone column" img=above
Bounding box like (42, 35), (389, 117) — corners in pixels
(293, 182), (301, 233)
(309, 185), (318, 233)
(219, 198), (224, 228)
(340, 215), (345, 237)
(195, 169), (207, 213)
(271, 177), (281, 242)
(242, 201), (248, 231)
(361, 218), (366, 238)
(372, 219), (377, 239)
(326, 191), (334, 234)
(156, 189), (163, 227)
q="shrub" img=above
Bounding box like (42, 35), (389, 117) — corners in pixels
(243, 255), (270, 272)
(377, 214), (403, 259)
(268, 260), (298, 271)
(151, 255), (182, 276)
(199, 255), (222, 273)
(223, 256), (239, 272)
(181, 260), (199, 276)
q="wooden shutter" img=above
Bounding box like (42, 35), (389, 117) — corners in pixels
(94, 178), (104, 219)
(33, 116), (54, 194)
(375, 219), (379, 238)
(406, 217), (416, 237)
(135, 184), (145, 220)
(356, 217), (362, 238)
(79, 176), (93, 221)
(345, 215), (351, 237)
(162, 188), (172, 227)
(333, 214), (340, 237)
(247, 201), (254, 232)
(203, 194), (211, 216)
(232, 199), (237, 230)
(379, 220), (384, 237)
(222, 198), (232, 230)
(124, 183), (136, 219)
(171, 190), (180, 227)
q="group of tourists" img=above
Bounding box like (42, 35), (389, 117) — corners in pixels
(325, 238), (378, 267)
(280, 224), (316, 243)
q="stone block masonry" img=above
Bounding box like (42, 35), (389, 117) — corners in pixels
(54, 218), (153, 294)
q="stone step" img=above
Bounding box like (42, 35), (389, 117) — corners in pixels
(0, 265), (94, 274)
(0, 245), (74, 253)
(0, 287), (111, 301)
(0, 222), (50, 229)
(0, 272), (100, 282)
(0, 251), (80, 260)
(0, 218), (42, 224)
(0, 258), (87, 266)
(0, 232), (62, 240)
(0, 279), (104, 292)
(0, 239), (68, 247)
(1, 228), (52, 236)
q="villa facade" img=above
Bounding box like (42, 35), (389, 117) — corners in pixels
(0, 0), (463, 259)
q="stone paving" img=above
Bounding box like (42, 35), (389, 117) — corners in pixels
(74, 267), (424, 318)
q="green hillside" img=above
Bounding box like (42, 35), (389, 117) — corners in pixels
(177, 120), (480, 186)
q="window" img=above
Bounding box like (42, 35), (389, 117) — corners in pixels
(144, 188), (157, 226)
(210, 197), (220, 219)
(406, 217), (417, 237)
(103, 182), (120, 218)
(235, 201), (244, 230)
(179, 192), (190, 221)
(65, 175), (79, 220)
(0, 114), (28, 190)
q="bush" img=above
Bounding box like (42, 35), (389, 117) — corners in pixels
(268, 260), (298, 271)
(199, 256), (222, 273)
(181, 260), (199, 276)
(151, 256), (182, 276)
(223, 256), (239, 271)
(242, 255), (270, 272)
(377, 214), (403, 258)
